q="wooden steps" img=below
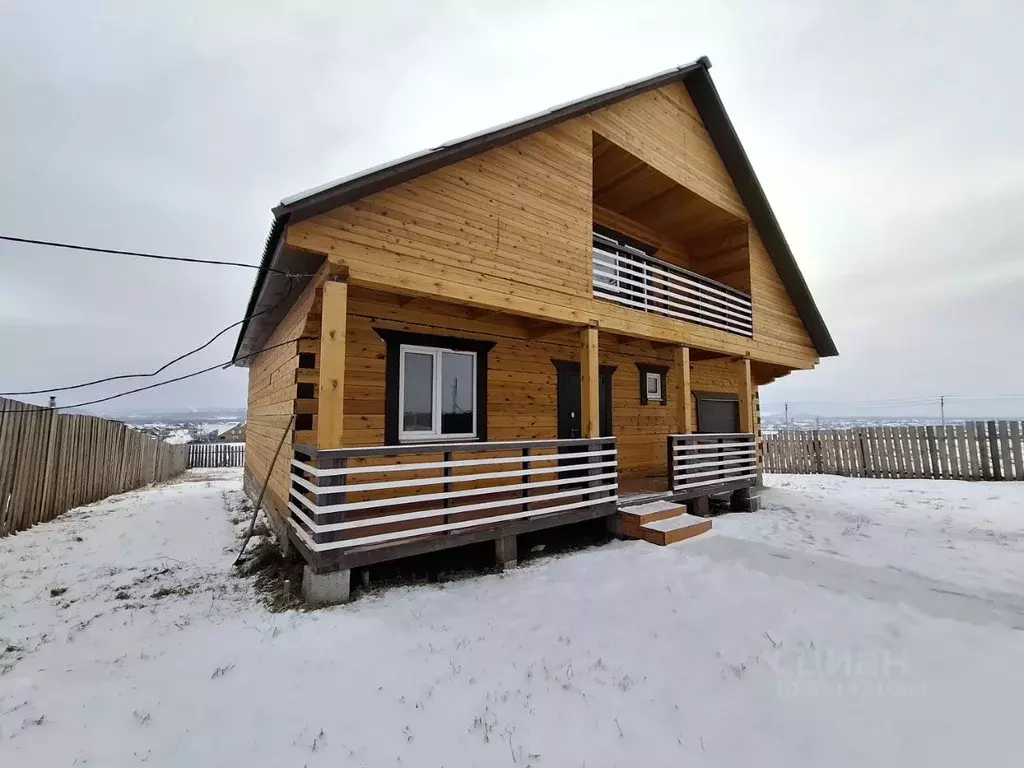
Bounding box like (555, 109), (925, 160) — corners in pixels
(618, 500), (687, 539)
(617, 500), (712, 546)
(640, 513), (712, 546)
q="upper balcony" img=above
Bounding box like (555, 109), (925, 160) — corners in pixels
(592, 230), (753, 337)
(591, 133), (753, 339)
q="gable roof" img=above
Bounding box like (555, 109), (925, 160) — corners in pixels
(233, 57), (837, 364)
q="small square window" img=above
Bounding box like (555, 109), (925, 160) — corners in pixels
(645, 371), (662, 401)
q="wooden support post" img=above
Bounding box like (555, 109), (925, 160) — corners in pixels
(737, 358), (754, 434)
(580, 327), (600, 439)
(318, 280), (348, 449)
(674, 346), (693, 434)
(443, 451), (453, 528)
(666, 435), (676, 492)
(730, 487), (756, 512)
(495, 534), (517, 570)
(520, 447), (531, 513)
(688, 496), (710, 517)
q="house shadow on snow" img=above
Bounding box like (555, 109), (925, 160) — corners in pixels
(238, 517), (616, 610)
(349, 517), (616, 600)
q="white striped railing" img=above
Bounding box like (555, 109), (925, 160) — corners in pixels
(288, 438), (618, 554)
(668, 433), (757, 495)
(593, 233), (753, 337)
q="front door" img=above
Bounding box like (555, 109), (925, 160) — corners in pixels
(555, 363), (612, 439)
(554, 362), (613, 479)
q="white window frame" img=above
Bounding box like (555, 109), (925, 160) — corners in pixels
(645, 371), (663, 402)
(398, 344), (478, 442)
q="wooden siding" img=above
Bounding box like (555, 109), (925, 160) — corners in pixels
(285, 82), (818, 371)
(749, 232), (814, 353)
(593, 204), (695, 272)
(686, 221), (750, 294)
(580, 83), (814, 363)
(244, 270), (325, 532)
(338, 290), (753, 482)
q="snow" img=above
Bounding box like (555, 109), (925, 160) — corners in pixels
(2, 471), (1024, 767)
(162, 428), (193, 444)
(130, 422), (239, 445)
(620, 499), (681, 516)
(716, 474), (1024, 596)
(641, 511), (709, 532)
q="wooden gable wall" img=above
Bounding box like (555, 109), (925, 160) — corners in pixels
(286, 82), (820, 371)
(579, 83), (818, 364)
(289, 122), (594, 319)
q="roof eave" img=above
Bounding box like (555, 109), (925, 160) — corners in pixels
(684, 67), (838, 358)
(234, 55), (837, 364)
(230, 215), (288, 366)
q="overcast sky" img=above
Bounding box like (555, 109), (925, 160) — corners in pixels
(2, 0), (1021, 419)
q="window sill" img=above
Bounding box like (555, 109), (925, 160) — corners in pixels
(398, 435), (480, 445)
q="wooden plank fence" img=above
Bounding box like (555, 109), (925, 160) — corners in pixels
(763, 421), (1024, 481)
(0, 397), (189, 538)
(187, 442), (245, 468)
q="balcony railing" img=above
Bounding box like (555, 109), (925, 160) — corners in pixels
(593, 233), (753, 337)
(668, 433), (757, 496)
(288, 438), (618, 556)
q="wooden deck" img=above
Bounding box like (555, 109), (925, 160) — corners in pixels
(288, 438), (619, 572)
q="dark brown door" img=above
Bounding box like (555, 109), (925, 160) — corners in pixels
(695, 393), (740, 433)
(555, 363), (612, 481)
(555, 363), (612, 439)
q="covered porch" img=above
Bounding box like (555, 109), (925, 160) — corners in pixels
(287, 284), (763, 600)
(618, 432), (759, 512)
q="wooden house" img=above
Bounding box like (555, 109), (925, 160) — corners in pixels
(232, 58), (836, 602)
(216, 422), (246, 443)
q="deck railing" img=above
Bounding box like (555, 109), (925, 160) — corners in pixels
(593, 233), (753, 337)
(288, 438), (618, 555)
(668, 433), (757, 495)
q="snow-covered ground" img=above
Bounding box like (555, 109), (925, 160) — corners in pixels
(2, 471), (1023, 767)
(128, 422), (237, 444)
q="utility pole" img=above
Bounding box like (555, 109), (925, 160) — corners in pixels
(940, 395), (945, 427)
(784, 402), (789, 427)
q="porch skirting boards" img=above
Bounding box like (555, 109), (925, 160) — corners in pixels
(288, 496), (618, 573)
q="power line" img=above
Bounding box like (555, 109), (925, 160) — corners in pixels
(774, 394), (1024, 408)
(779, 396), (942, 406)
(937, 397), (1024, 403)
(0, 279), (296, 397)
(0, 234), (314, 278)
(1, 335), (318, 414)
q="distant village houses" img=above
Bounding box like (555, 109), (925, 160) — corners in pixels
(215, 423), (246, 443)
